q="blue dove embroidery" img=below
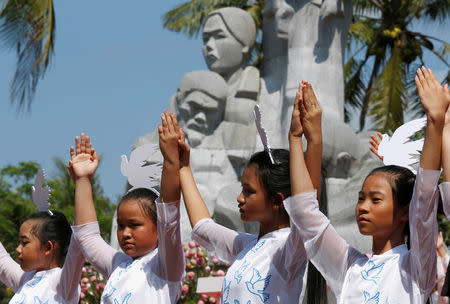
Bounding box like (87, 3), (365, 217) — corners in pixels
(363, 291), (380, 304)
(13, 294), (25, 304)
(100, 285), (117, 303)
(361, 260), (385, 285)
(33, 296), (48, 304)
(113, 292), (131, 304)
(234, 260), (250, 284)
(245, 268), (271, 303)
(251, 240), (266, 253)
(26, 275), (43, 288)
(234, 300), (251, 304)
(221, 278), (232, 304)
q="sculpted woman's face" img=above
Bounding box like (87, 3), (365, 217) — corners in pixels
(202, 15), (247, 77)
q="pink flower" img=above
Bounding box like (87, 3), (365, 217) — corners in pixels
(190, 258), (197, 266)
(195, 242), (200, 247)
(81, 277), (89, 284)
(188, 241), (196, 249)
(216, 270), (225, 277)
(212, 257), (219, 265)
(197, 301), (205, 304)
(201, 294), (208, 301)
(209, 297), (217, 303)
(197, 258), (205, 266)
(80, 292), (85, 299)
(187, 271), (195, 281)
(205, 266), (211, 273)
(90, 275), (97, 282)
(87, 268), (92, 274)
(182, 284), (189, 295)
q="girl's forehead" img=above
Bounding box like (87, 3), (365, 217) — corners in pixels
(362, 173), (392, 192)
(118, 199), (148, 218)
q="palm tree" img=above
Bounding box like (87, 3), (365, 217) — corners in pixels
(0, 0), (55, 111)
(345, 0), (450, 133)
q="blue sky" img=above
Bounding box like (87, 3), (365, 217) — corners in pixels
(0, 1), (448, 202)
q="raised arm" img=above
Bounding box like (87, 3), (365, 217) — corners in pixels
(409, 67), (447, 292)
(0, 241), (24, 292)
(155, 111), (184, 282)
(69, 133), (99, 225)
(178, 131), (211, 227)
(290, 82), (314, 196)
(69, 134), (122, 277)
(416, 67), (447, 170)
(283, 83), (356, 297)
(300, 81), (323, 198)
(441, 85), (450, 216)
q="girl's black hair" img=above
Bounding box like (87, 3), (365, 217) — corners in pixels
(248, 149), (329, 303)
(247, 149), (291, 199)
(367, 165), (416, 247)
(119, 188), (158, 224)
(25, 211), (72, 266)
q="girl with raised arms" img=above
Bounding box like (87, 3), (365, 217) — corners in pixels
(0, 171), (85, 303)
(69, 111), (184, 303)
(286, 66), (446, 303)
(170, 80), (323, 303)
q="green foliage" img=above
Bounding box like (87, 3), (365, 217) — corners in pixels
(0, 0), (55, 111)
(0, 160), (115, 302)
(345, 0), (450, 133)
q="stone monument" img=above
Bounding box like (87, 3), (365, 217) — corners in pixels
(127, 3), (381, 253)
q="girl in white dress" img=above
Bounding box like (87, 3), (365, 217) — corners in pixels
(284, 66), (446, 303)
(69, 111), (185, 303)
(0, 208), (84, 303)
(175, 81), (323, 303)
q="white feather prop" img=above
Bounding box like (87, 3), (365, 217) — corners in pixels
(377, 117), (427, 174)
(31, 169), (53, 215)
(121, 144), (162, 194)
(253, 104), (275, 164)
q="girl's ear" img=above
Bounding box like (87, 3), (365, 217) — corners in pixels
(43, 240), (55, 256)
(399, 204), (410, 223)
(273, 192), (286, 206)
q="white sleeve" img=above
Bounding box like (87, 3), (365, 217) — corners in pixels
(0, 241), (24, 292)
(153, 199), (185, 282)
(284, 191), (362, 296)
(191, 218), (256, 264)
(272, 197), (309, 284)
(73, 222), (129, 278)
(55, 234), (85, 301)
(439, 182), (450, 219)
(409, 167), (441, 294)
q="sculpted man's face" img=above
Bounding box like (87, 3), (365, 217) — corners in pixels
(202, 15), (247, 77)
(263, 0), (294, 40)
(178, 90), (223, 147)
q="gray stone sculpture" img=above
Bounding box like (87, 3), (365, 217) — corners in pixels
(127, 3), (383, 255)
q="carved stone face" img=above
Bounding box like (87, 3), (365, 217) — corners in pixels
(263, 0), (294, 40)
(178, 90), (224, 147)
(202, 15), (247, 77)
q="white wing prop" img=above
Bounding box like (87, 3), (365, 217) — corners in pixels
(31, 169), (53, 215)
(121, 144), (162, 194)
(253, 104), (275, 164)
(377, 117), (426, 174)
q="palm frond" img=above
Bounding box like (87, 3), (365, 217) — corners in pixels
(369, 48), (408, 133)
(0, 0), (55, 111)
(353, 0), (381, 15)
(422, 0), (450, 22)
(344, 57), (367, 122)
